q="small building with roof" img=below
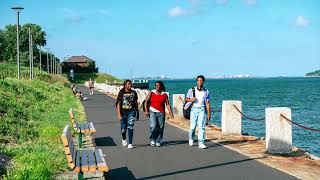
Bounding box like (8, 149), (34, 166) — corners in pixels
(62, 55), (98, 73)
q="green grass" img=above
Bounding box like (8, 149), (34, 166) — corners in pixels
(0, 63), (49, 81)
(0, 76), (85, 179)
(66, 72), (122, 84)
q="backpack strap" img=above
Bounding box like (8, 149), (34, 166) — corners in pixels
(192, 87), (195, 98)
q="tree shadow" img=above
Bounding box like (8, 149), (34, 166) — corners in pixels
(95, 137), (117, 146)
(105, 167), (136, 180)
(218, 138), (260, 146)
(137, 156), (267, 180)
(134, 139), (219, 148)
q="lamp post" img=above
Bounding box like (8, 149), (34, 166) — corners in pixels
(11, 7), (24, 80)
(51, 54), (53, 74)
(39, 46), (42, 73)
(46, 48), (50, 73)
(28, 26), (32, 79)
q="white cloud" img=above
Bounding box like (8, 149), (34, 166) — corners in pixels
(168, 6), (188, 17)
(244, 0), (257, 6)
(295, 16), (310, 27)
(63, 8), (85, 23)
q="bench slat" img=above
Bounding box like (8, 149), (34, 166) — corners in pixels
(79, 124), (87, 133)
(89, 122), (96, 133)
(84, 123), (90, 133)
(81, 150), (89, 172)
(88, 150), (97, 172)
(94, 149), (108, 172)
(74, 150), (81, 173)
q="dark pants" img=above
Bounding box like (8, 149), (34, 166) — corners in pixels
(121, 110), (136, 144)
(149, 111), (165, 143)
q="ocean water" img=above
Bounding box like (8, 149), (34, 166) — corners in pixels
(149, 78), (320, 157)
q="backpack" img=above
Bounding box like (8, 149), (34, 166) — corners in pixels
(183, 87), (195, 120)
(141, 92), (152, 112)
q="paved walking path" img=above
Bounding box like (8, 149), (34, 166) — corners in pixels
(80, 87), (297, 180)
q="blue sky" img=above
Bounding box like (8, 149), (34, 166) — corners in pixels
(1, 0), (319, 78)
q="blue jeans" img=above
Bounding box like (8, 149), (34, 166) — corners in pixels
(189, 106), (206, 144)
(121, 110), (136, 144)
(149, 111), (165, 143)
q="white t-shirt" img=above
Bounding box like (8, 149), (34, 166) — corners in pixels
(193, 88), (205, 107)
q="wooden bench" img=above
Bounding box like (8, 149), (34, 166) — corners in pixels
(69, 108), (96, 134)
(61, 125), (109, 180)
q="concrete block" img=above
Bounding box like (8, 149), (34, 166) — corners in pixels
(266, 107), (292, 154)
(173, 94), (185, 117)
(221, 100), (242, 135)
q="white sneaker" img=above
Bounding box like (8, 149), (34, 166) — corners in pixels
(198, 143), (207, 149)
(128, 144), (134, 149)
(156, 142), (161, 147)
(189, 139), (194, 146)
(150, 140), (156, 146)
(122, 139), (128, 147)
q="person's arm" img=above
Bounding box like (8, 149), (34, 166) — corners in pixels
(186, 89), (196, 102)
(165, 95), (174, 118)
(134, 92), (139, 120)
(144, 92), (152, 117)
(116, 102), (122, 121)
(205, 90), (211, 121)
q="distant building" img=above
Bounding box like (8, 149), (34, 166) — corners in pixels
(62, 55), (98, 73)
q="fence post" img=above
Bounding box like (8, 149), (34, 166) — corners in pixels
(266, 107), (292, 154)
(173, 94), (185, 117)
(221, 100), (242, 135)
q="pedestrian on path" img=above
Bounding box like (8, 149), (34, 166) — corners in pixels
(144, 81), (174, 147)
(88, 78), (94, 95)
(185, 75), (211, 149)
(115, 80), (139, 149)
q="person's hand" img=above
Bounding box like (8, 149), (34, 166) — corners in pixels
(117, 114), (122, 121)
(145, 112), (150, 118)
(190, 97), (197, 102)
(170, 113), (174, 119)
(207, 114), (211, 121)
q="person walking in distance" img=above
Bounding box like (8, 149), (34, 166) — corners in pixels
(185, 75), (211, 149)
(88, 78), (94, 95)
(144, 81), (174, 147)
(116, 80), (139, 149)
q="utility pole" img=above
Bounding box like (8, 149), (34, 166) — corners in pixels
(28, 26), (32, 79)
(31, 34), (34, 79)
(39, 46), (42, 73)
(51, 54), (53, 74)
(46, 48), (50, 73)
(11, 7), (24, 80)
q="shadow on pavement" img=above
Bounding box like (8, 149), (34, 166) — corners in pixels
(95, 137), (117, 146)
(105, 167), (136, 180)
(137, 156), (267, 180)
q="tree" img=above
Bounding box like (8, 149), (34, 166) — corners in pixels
(1, 23), (46, 65)
(0, 29), (4, 62)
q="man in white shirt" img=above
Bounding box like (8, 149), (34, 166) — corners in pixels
(185, 75), (211, 149)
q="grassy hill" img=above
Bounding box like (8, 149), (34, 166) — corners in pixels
(67, 72), (122, 84)
(306, 70), (320, 77)
(0, 64), (85, 179)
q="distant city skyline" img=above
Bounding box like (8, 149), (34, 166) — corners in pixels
(1, 0), (319, 78)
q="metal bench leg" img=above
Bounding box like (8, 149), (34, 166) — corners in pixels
(79, 132), (83, 148)
(78, 172), (84, 180)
